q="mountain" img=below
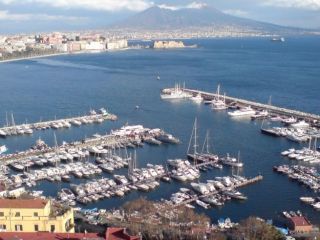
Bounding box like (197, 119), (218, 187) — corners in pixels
(112, 5), (299, 33)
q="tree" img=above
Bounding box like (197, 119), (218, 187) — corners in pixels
(228, 217), (284, 240)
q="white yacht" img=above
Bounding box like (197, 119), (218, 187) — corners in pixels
(300, 197), (315, 204)
(191, 93), (203, 103)
(291, 120), (310, 129)
(211, 85), (227, 110)
(220, 153), (244, 168)
(0, 145), (7, 154)
(282, 116), (297, 124)
(191, 182), (210, 195)
(160, 84), (192, 99)
(228, 106), (256, 117)
(0, 130), (7, 137)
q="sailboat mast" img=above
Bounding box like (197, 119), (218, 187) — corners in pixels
(5, 112), (8, 127)
(187, 120), (195, 154)
(206, 131), (210, 153)
(193, 118), (198, 166)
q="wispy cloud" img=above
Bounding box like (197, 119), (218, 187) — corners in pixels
(0, 10), (86, 21)
(262, 0), (320, 11)
(0, 0), (153, 12)
(158, 2), (207, 11)
(223, 9), (249, 17)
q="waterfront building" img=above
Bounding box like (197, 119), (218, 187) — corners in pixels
(0, 198), (74, 233)
(288, 216), (313, 233)
(106, 39), (128, 50)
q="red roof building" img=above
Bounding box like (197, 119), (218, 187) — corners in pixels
(0, 198), (48, 209)
(105, 227), (140, 240)
(288, 216), (313, 233)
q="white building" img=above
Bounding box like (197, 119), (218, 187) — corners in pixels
(85, 41), (105, 51)
(106, 39), (128, 50)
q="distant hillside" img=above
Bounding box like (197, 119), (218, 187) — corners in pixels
(112, 6), (300, 33)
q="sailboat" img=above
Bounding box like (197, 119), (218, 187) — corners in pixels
(187, 118), (200, 164)
(211, 84), (227, 110)
(187, 119), (218, 164)
(200, 131), (219, 162)
(220, 151), (244, 168)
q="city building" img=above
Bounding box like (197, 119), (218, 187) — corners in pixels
(106, 39), (128, 50)
(0, 198), (74, 233)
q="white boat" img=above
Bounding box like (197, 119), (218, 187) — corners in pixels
(211, 85), (227, 110)
(228, 106), (256, 117)
(312, 202), (320, 210)
(251, 110), (269, 120)
(0, 130), (7, 137)
(282, 117), (297, 124)
(195, 199), (209, 209)
(300, 197), (315, 204)
(291, 120), (310, 129)
(0, 145), (7, 154)
(220, 153), (244, 168)
(191, 93), (203, 103)
(160, 84), (192, 99)
(191, 182), (210, 195)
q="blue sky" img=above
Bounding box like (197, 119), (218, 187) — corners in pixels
(0, 0), (320, 33)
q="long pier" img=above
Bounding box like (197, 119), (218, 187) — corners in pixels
(179, 88), (320, 123)
(0, 134), (133, 164)
(0, 109), (117, 138)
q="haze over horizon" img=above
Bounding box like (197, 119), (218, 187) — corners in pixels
(0, 0), (320, 33)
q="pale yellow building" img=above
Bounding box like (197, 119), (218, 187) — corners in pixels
(0, 198), (74, 233)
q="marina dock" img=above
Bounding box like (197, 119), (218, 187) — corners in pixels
(174, 88), (320, 123)
(0, 125), (178, 164)
(0, 108), (117, 138)
(155, 175), (263, 213)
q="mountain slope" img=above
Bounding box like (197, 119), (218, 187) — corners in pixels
(112, 6), (296, 32)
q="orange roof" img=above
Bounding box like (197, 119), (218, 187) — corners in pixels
(0, 231), (103, 240)
(289, 216), (312, 227)
(0, 199), (48, 209)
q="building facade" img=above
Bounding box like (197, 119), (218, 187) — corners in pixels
(0, 199), (74, 233)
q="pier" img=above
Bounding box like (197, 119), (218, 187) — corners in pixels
(0, 134), (128, 163)
(155, 175), (263, 214)
(175, 88), (320, 123)
(0, 108), (117, 138)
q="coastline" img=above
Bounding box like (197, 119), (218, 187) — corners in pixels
(0, 48), (134, 64)
(0, 52), (69, 64)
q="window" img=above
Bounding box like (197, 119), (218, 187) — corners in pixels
(65, 219), (73, 231)
(33, 212), (38, 217)
(0, 224), (6, 230)
(34, 224), (39, 231)
(15, 224), (23, 231)
(15, 212), (20, 217)
(0, 212), (4, 217)
(50, 225), (55, 232)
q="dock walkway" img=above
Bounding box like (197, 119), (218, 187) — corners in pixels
(180, 88), (320, 122)
(0, 111), (117, 137)
(157, 175), (263, 213)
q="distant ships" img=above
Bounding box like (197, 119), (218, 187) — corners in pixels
(271, 37), (285, 42)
